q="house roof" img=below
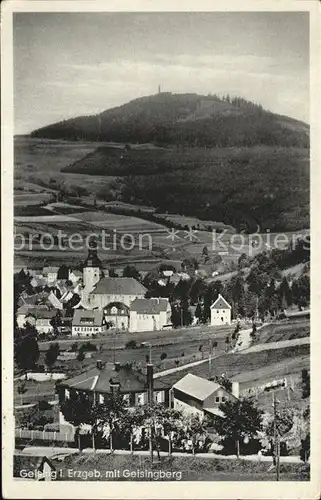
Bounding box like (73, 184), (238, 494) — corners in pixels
(72, 309), (104, 327)
(104, 302), (130, 315)
(43, 266), (59, 274)
(90, 277), (147, 296)
(173, 373), (221, 402)
(26, 309), (57, 320)
(59, 363), (169, 394)
(211, 294), (231, 310)
(130, 298), (169, 314)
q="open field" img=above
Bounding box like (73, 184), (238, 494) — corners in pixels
(159, 343), (310, 392)
(255, 319), (310, 344)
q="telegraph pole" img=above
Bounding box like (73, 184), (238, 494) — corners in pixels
(272, 393), (280, 481)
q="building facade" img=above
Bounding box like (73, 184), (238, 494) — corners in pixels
(172, 373), (239, 420)
(210, 294), (232, 325)
(87, 277), (147, 309)
(72, 309), (107, 337)
(56, 361), (170, 425)
(129, 298), (171, 332)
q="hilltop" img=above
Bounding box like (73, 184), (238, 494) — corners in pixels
(31, 92), (309, 148)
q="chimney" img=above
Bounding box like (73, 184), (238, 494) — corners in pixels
(231, 381), (239, 399)
(109, 377), (120, 394)
(114, 361), (120, 372)
(96, 360), (105, 370)
(146, 363), (154, 404)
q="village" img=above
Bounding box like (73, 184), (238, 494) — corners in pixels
(13, 234), (310, 481)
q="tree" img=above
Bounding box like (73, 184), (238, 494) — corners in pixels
(213, 374), (232, 393)
(300, 433), (310, 463)
(77, 351), (85, 362)
(278, 277), (292, 309)
(14, 324), (40, 372)
(50, 311), (62, 335)
(210, 398), (263, 456)
(301, 369), (310, 399)
(45, 343), (60, 371)
(17, 381), (28, 405)
(123, 265), (141, 281)
(195, 302), (203, 322)
(263, 407), (294, 462)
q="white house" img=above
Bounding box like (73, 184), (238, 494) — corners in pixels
(72, 309), (107, 337)
(129, 298), (171, 333)
(210, 294), (232, 326)
(172, 373), (239, 421)
(43, 266), (59, 284)
(103, 302), (130, 331)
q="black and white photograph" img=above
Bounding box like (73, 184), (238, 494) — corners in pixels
(2, 1), (320, 498)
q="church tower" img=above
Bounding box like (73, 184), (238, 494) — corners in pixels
(83, 239), (103, 291)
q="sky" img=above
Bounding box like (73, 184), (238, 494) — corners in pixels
(13, 12), (309, 134)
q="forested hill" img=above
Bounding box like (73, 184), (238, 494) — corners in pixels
(31, 93), (309, 148)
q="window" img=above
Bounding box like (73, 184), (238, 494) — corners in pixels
(65, 389), (70, 399)
(222, 310), (225, 313)
(137, 393), (145, 406)
(222, 396), (226, 402)
(217, 310), (219, 314)
(215, 396), (220, 403)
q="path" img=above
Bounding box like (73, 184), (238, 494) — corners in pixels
(237, 336), (309, 355)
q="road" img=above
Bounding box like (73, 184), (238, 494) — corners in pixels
(238, 336), (309, 355)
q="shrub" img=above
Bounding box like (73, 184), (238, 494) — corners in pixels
(125, 340), (138, 349)
(80, 342), (97, 352)
(160, 352), (167, 361)
(77, 351), (85, 362)
(38, 400), (51, 411)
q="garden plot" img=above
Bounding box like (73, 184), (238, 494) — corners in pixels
(73, 211), (168, 234)
(14, 214), (82, 223)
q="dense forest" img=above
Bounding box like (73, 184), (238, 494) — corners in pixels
(31, 93), (309, 232)
(62, 145), (309, 232)
(32, 93), (309, 149)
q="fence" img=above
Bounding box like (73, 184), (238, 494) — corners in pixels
(15, 428), (75, 443)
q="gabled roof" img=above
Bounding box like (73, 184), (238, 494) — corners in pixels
(26, 309), (57, 320)
(104, 302), (130, 315)
(59, 364), (169, 394)
(90, 277), (147, 296)
(173, 373), (221, 402)
(72, 309), (104, 327)
(210, 294), (231, 310)
(130, 298), (169, 314)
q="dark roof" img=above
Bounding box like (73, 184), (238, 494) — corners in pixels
(26, 309), (57, 319)
(13, 454), (56, 478)
(90, 277), (147, 296)
(211, 294), (231, 310)
(130, 298), (169, 314)
(59, 364), (169, 394)
(72, 309), (104, 327)
(103, 302), (130, 315)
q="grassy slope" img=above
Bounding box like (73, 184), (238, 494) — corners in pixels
(52, 454), (309, 481)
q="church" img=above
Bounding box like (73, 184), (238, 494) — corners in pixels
(79, 239), (147, 312)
